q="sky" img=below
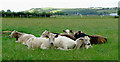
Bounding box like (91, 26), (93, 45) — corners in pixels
(0, 0), (119, 12)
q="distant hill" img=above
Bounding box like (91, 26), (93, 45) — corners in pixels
(25, 7), (118, 15)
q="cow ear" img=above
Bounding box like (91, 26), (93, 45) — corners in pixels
(84, 36), (88, 39)
(77, 32), (79, 35)
(47, 32), (50, 34)
(53, 34), (57, 37)
(13, 30), (17, 32)
(80, 31), (83, 33)
(78, 31), (81, 33)
(83, 32), (85, 34)
(63, 30), (65, 32)
(80, 39), (83, 41)
(70, 30), (73, 33)
(55, 34), (58, 38)
(14, 30), (18, 32)
(19, 32), (23, 35)
(45, 35), (49, 38)
(15, 32), (18, 34)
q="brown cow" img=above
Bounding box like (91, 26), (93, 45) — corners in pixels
(73, 31), (107, 44)
(9, 30), (35, 45)
(90, 35), (107, 44)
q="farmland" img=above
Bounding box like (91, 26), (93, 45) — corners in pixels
(2, 16), (118, 60)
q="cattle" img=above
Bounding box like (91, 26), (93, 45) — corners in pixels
(48, 33), (76, 50)
(76, 36), (92, 49)
(9, 30), (35, 45)
(41, 30), (76, 41)
(26, 37), (51, 49)
(74, 31), (107, 44)
(43, 31), (92, 50)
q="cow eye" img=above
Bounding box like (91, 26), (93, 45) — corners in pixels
(85, 39), (87, 41)
(45, 35), (49, 38)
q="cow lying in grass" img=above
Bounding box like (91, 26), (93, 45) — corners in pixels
(76, 36), (92, 49)
(41, 30), (92, 50)
(26, 37), (51, 49)
(74, 31), (107, 44)
(9, 30), (35, 45)
(48, 33), (76, 50)
(63, 29), (107, 44)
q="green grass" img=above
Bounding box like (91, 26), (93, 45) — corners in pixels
(2, 16), (118, 60)
(0, 18), (2, 61)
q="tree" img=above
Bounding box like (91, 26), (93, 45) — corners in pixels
(0, 10), (5, 17)
(41, 12), (46, 17)
(7, 9), (11, 13)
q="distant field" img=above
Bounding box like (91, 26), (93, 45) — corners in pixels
(2, 16), (118, 60)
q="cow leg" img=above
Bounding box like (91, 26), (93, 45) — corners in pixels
(27, 45), (30, 49)
(63, 45), (68, 50)
(76, 41), (83, 49)
(27, 42), (31, 49)
(41, 44), (48, 49)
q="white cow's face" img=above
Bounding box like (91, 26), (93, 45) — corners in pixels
(48, 33), (56, 45)
(83, 36), (90, 45)
(9, 30), (16, 38)
(83, 36), (92, 49)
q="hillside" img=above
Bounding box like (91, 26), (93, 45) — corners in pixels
(25, 7), (118, 15)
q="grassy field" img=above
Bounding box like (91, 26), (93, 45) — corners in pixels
(2, 16), (118, 60)
(0, 18), (2, 61)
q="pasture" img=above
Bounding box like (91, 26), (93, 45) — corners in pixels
(2, 16), (118, 60)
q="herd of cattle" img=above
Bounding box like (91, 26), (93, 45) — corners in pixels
(9, 29), (107, 50)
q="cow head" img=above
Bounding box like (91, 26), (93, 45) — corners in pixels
(9, 30), (22, 38)
(48, 33), (57, 45)
(83, 36), (92, 49)
(63, 29), (73, 35)
(41, 30), (50, 38)
(74, 31), (87, 39)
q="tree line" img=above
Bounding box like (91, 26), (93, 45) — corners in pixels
(0, 9), (67, 18)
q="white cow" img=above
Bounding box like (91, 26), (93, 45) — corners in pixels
(26, 37), (51, 49)
(48, 34), (76, 50)
(48, 33), (92, 50)
(76, 36), (92, 49)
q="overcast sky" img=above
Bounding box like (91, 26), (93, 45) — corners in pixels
(0, 0), (119, 12)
